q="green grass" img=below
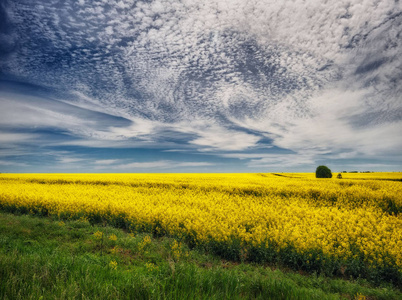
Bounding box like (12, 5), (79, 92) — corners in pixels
(0, 212), (400, 299)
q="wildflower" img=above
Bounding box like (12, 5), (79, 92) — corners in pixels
(171, 240), (182, 261)
(145, 262), (158, 272)
(108, 234), (117, 241)
(109, 260), (117, 270)
(110, 246), (119, 254)
(139, 235), (152, 251)
(93, 231), (103, 240)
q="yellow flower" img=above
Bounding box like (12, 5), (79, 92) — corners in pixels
(1, 172), (401, 274)
(145, 262), (158, 272)
(110, 246), (119, 254)
(108, 234), (117, 241)
(109, 260), (117, 270)
(171, 240), (182, 261)
(93, 231), (103, 240)
(138, 235), (152, 252)
(355, 293), (366, 300)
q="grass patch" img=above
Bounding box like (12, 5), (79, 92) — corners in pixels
(0, 212), (400, 299)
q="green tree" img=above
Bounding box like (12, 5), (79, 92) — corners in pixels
(315, 165), (332, 178)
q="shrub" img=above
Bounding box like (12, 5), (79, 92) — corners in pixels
(337, 173), (342, 179)
(316, 166), (332, 178)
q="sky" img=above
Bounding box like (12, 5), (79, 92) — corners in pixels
(0, 0), (401, 173)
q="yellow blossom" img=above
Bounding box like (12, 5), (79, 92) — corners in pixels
(108, 234), (117, 241)
(0, 172), (401, 273)
(109, 260), (117, 270)
(93, 231), (103, 240)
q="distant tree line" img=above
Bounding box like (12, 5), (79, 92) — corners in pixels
(341, 171), (373, 173)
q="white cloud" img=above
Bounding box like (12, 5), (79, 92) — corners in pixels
(0, 132), (38, 144)
(248, 154), (316, 169)
(0, 92), (96, 135)
(272, 89), (402, 157)
(58, 157), (85, 164)
(116, 161), (170, 169)
(0, 160), (28, 167)
(107, 160), (213, 170)
(175, 162), (213, 167)
(190, 127), (260, 151)
(94, 159), (120, 165)
(108, 118), (158, 140)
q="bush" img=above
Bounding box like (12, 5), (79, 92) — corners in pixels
(316, 166), (332, 178)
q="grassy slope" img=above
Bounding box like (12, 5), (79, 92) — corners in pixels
(0, 212), (400, 300)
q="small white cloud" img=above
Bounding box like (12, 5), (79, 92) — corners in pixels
(175, 162), (213, 167)
(191, 129), (260, 151)
(58, 157), (85, 164)
(117, 161), (170, 169)
(109, 118), (158, 139)
(0, 132), (38, 143)
(0, 160), (28, 167)
(94, 159), (120, 165)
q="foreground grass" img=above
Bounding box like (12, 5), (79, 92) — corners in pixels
(0, 212), (400, 300)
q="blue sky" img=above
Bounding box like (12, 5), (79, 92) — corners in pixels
(0, 0), (401, 173)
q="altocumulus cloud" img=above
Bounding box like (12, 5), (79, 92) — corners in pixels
(0, 0), (401, 172)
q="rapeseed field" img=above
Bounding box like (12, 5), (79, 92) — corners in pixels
(1, 173), (401, 284)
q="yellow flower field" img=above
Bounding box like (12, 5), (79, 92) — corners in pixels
(1, 173), (401, 282)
